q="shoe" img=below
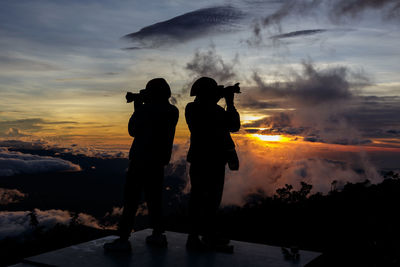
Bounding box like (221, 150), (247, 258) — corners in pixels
(103, 238), (131, 252)
(186, 234), (212, 252)
(281, 247), (300, 260)
(146, 233), (168, 248)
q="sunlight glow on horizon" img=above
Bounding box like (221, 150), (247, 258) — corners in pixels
(250, 134), (291, 142)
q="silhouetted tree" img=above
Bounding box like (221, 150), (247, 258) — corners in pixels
(275, 184), (293, 203)
(274, 182), (312, 203)
(384, 171), (399, 180)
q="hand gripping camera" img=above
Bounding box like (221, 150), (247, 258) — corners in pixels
(217, 83), (241, 99)
(125, 89), (149, 103)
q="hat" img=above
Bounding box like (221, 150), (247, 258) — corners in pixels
(190, 77), (221, 96)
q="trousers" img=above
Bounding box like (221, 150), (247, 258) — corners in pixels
(188, 162), (225, 236)
(118, 162), (164, 239)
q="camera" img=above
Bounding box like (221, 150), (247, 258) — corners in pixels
(217, 83), (241, 99)
(126, 89), (148, 103)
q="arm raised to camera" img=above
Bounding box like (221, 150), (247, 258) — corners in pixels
(127, 103), (145, 138)
(128, 114), (135, 137)
(224, 83), (240, 108)
(224, 83), (240, 132)
(225, 105), (240, 132)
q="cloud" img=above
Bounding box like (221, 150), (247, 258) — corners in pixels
(0, 118), (78, 137)
(174, 45), (240, 101)
(0, 119), (44, 134)
(344, 96), (400, 136)
(221, 136), (382, 206)
(250, 62), (364, 105)
(252, 0), (400, 41)
(271, 29), (328, 39)
(123, 6), (245, 48)
(0, 188), (26, 205)
(242, 113), (304, 136)
(72, 212), (103, 229)
(238, 62), (375, 145)
(60, 146), (128, 159)
(245, 0), (400, 47)
(0, 209), (104, 240)
(330, 0), (400, 20)
(0, 139), (128, 159)
(0, 139), (48, 150)
(0, 148), (81, 176)
(238, 96), (278, 110)
(4, 128), (30, 137)
(0, 55), (62, 72)
(241, 94), (400, 143)
(185, 45), (238, 83)
(239, 61), (400, 145)
(105, 206), (123, 217)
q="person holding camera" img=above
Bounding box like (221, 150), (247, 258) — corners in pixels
(185, 77), (240, 253)
(104, 78), (179, 252)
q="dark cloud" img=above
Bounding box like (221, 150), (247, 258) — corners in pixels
(343, 96), (400, 137)
(303, 135), (372, 145)
(243, 113), (292, 128)
(243, 115), (374, 144)
(252, 0), (400, 42)
(387, 129), (400, 136)
(330, 0), (400, 20)
(238, 96), (278, 110)
(240, 62), (378, 145)
(0, 139), (48, 150)
(242, 113), (305, 136)
(265, 0), (400, 26)
(185, 45), (238, 83)
(271, 29), (327, 39)
(122, 46), (143, 51)
(241, 62), (400, 145)
(250, 62), (365, 106)
(123, 6), (245, 48)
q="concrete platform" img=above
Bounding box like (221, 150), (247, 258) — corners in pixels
(12, 229), (320, 267)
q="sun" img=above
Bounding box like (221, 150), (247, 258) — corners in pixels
(253, 134), (282, 142)
(252, 134), (283, 142)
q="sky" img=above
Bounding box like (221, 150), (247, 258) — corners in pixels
(1, 0), (400, 202)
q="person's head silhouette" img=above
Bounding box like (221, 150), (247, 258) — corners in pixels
(145, 78), (171, 103)
(190, 77), (221, 104)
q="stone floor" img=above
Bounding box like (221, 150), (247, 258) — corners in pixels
(11, 229), (320, 267)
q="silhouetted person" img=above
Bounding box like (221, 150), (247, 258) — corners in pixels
(104, 78), (179, 252)
(185, 77), (240, 252)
